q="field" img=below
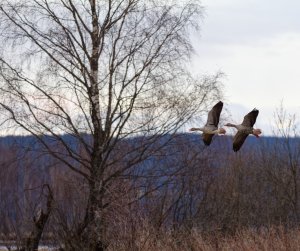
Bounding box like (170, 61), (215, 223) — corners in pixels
(105, 227), (300, 251)
(2, 227), (299, 251)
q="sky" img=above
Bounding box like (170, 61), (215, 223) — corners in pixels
(191, 0), (300, 135)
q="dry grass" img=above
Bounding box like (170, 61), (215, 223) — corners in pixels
(108, 226), (300, 251)
(1, 226), (300, 250)
(0, 248), (54, 251)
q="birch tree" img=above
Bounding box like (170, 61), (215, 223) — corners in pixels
(0, 0), (222, 249)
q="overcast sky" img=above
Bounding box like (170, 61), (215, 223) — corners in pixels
(191, 0), (300, 135)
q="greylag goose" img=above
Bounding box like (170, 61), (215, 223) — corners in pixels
(225, 108), (261, 152)
(189, 101), (226, 145)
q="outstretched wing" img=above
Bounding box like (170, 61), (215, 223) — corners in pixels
(206, 101), (223, 127)
(202, 133), (214, 146)
(241, 109), (259, 127)
(233, 131), (248, 152)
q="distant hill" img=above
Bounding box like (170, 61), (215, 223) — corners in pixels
(0, 133), (297, 153)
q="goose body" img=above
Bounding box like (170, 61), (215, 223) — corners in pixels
(225, 109), (261, 152)
(189, 101), (226, 146)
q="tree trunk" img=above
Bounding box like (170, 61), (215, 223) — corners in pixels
(87, 178), (105, 250)
(21, 185), (53, 251)
(77, 167), (107, 251)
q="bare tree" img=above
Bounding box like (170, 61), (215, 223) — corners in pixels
(0, 0), (222, 249)
(261, 104), (300, 223)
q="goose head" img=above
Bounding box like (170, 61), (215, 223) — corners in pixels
(253, 128), (262, 138)
(218, 127), (226, 134)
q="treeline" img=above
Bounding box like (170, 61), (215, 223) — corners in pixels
(1, 133), (300, 249)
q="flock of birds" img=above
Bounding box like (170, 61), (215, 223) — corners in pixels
(189, 101), (262, 152)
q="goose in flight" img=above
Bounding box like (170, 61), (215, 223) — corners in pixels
(189, 101), (226, 146)
(225, 108), (261, 152)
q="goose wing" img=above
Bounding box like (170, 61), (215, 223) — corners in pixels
(206, 101), (223, 127)
(202, 133), (214, 146)
(241, 109), (259, 127)
(233, 131), (248, 152)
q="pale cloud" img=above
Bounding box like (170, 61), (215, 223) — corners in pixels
(199, 0), (300, 44)
(193, 33), (300, 106)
